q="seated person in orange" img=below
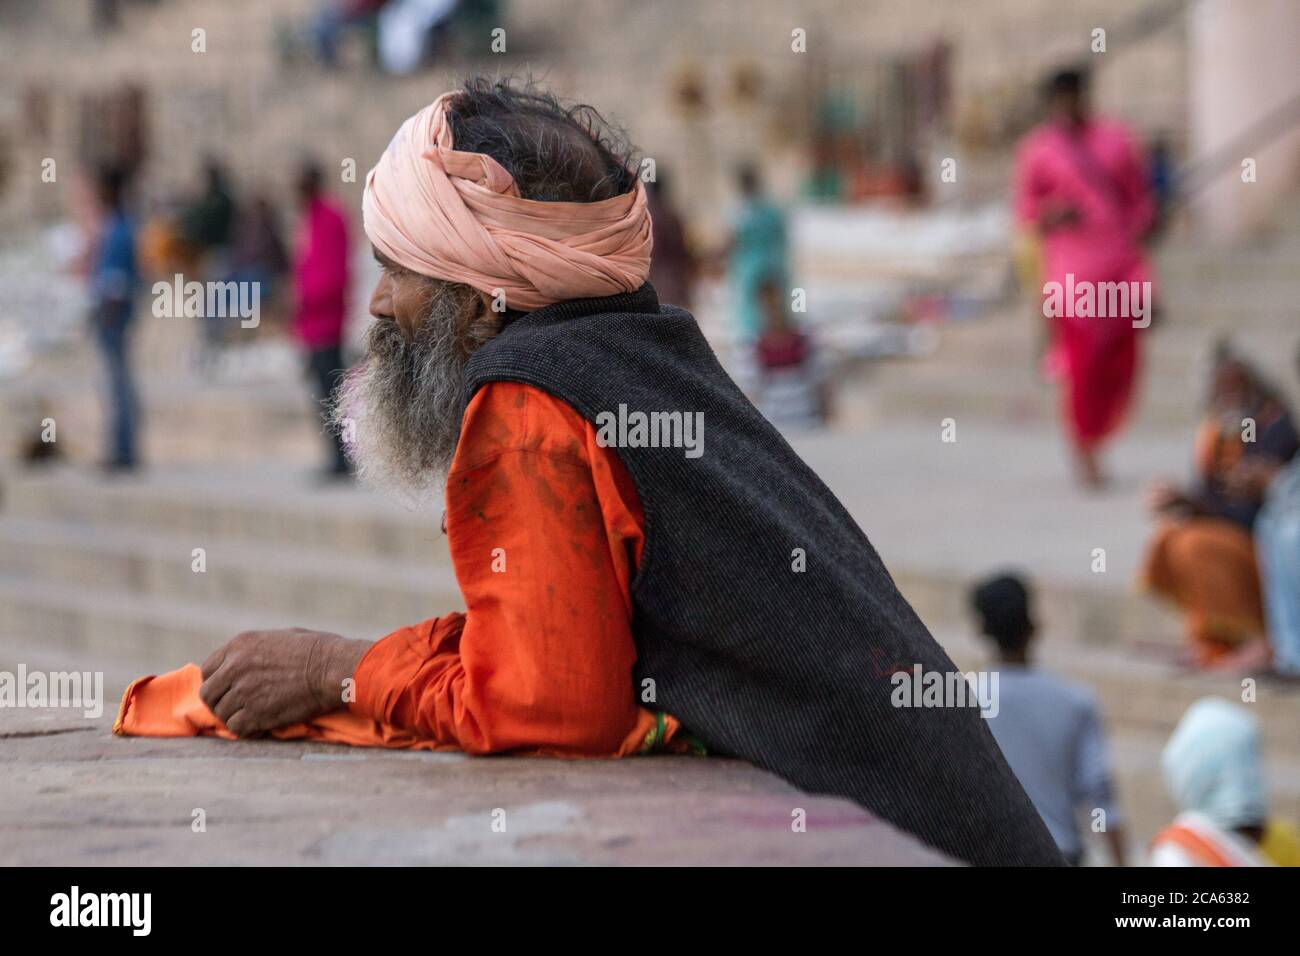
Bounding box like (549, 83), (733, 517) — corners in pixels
(1141, 347), (1298, 668)
(155, 78), (1061, 866)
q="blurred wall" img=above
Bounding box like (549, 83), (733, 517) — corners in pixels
(0, 0), (1194, 235)
(1189, 0), (1300, 239)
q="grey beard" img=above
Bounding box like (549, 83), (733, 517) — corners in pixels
(331, 285), (482, 503)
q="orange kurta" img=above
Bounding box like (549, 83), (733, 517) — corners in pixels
(350, 380), (684, 756)
(115, 381), (686, 758)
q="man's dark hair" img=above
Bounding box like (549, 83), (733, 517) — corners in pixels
(970, 573), (1034, 655)
(297, 159), (323, 199)
(96, 164), (128, 209)
(1045, 67), (1088, 100)
(446, 76), (637, 203)
(736, 163), (761, 196)
(203, 158), (228, 191)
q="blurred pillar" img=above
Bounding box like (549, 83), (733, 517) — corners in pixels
(1189, 0), (1300, 239)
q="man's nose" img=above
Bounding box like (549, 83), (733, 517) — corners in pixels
(369, 274), (393, 319)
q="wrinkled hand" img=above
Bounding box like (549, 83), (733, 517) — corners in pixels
(199, 628), (370, 738)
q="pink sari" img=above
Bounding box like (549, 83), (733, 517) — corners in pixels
(1014, 118), (1156, 449)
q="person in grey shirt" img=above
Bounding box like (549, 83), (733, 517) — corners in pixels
(970, 573), (1127, 865)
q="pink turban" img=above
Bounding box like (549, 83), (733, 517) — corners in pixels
(362, 93), (653, 312)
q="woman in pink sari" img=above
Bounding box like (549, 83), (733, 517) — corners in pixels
(1014, 68), (1157, 487)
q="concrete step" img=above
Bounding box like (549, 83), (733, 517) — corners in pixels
(935, 630), (1300, 750)
(846, 365), (1204, 432)
(1, 566), (1290, 770)
(0, 366), (325, 466)
(0, 572), (404, 673)
(2, 453), (1186, 650)
(0, 515), (455, 632)
(1156, 280), (1300, 312)
(0, 633), (155, 700)
(0, 508), (1183, 670)
(876, 315), (1298, 400)
(1, 465), (443, 564)
(852, 315), (1299, 430)
(1154, 245), (1300, 285)
(896, 566), (1184, 651)
(0, 702), (949, 866)
(924, 312), (1297, 368)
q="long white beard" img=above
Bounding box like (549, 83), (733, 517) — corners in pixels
(331, 287), (479, 505)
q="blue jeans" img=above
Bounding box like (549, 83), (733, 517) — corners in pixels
(94, 300), (139, 465)
(1257, 462), (1300, 674)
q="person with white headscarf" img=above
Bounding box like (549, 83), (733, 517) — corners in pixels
(1151, 697), (1287, 866)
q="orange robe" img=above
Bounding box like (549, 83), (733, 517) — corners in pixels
(1139, 419), (1267, 665)
(350, 380), (687, 755)
(116, 381), (690, 757)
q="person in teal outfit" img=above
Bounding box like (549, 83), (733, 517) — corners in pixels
(728, 165), (788, 342)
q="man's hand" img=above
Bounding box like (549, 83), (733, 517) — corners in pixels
(199, 628), (371, 737)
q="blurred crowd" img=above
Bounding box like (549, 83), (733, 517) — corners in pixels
(970, 571), (1298, 867)
(53, 155), (352, 479)
(286, 0), (501, 74)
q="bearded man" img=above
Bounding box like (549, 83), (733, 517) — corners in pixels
(177, 78), (1062, 866)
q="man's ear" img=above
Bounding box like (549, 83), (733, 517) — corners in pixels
(463, 287), (504, 348)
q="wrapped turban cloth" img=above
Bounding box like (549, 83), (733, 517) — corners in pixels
(1162, 696), (1268, 831)
(363, 93), (653, 312)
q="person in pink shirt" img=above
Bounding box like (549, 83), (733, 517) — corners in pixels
(293, 160), (353, 478)
(1014, 68), (1157, 488)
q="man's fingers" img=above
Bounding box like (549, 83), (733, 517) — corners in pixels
(226, 710), (271, 740)
(224, 708), (254, 738)
(199, 642), (231, 681)
(211, 681), (247, 727)
(198, 664), (237, 714)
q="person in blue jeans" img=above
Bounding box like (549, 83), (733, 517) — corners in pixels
(90, 166), (141, 471)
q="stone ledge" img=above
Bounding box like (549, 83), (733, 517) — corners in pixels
(0, 707), (952, 866)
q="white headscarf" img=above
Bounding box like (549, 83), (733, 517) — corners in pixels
(1162, 697), (1268, 830)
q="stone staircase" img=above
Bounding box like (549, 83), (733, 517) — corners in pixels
(3, 192), (1298, 856)
(0, 464), (445, 678)
(839, 207), (1300, 433)
(3, 440), (1298, 857)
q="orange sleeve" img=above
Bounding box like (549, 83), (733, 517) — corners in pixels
(350, 612), (472, 741)
(349, 381), (675, 756)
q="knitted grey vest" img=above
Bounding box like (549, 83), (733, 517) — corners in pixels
(464, 284), (1063, 866)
